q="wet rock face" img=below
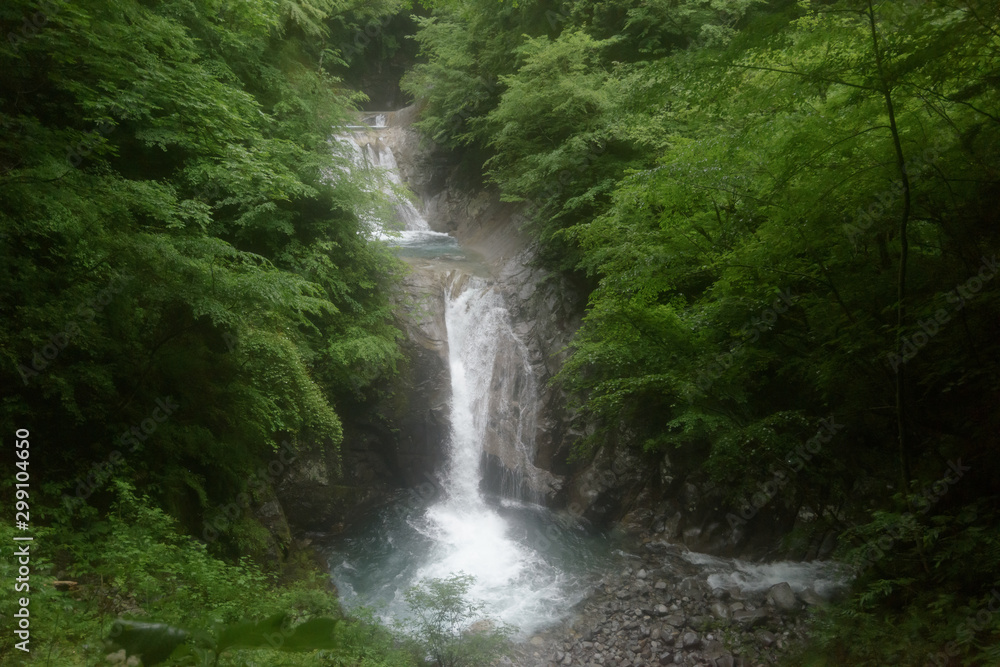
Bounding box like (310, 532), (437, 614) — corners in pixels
(277, 261), (451, 535)
(389, 110), (587, 504)
(391, 263), (452, 488)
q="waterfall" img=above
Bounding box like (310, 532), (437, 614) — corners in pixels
(396, 272), (571, 633)
(443, 278), (507, 507)
(442, 275), (540, 504)
(333, 113), (430, 234)
(358, 135), (429, 233)
(328, 112), (609, 639)
(326, 111), (851, 648)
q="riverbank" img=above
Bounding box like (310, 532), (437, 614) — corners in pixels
(508, 542), (843, 667)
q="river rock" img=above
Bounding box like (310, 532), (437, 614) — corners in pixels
(732, 608), (769, 627)
(798, 587), (827, 606)
(710, 601), (731, 620)
(663, 613), (685, 627)
(757, 629), (777, 646)
(766, 582), (800, 612)
(703, 638), (725, 655)
(466, 619), (495, 635)
(502, 545), (823, 666)
(105, 650), (141, 666)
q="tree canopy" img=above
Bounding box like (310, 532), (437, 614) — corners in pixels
(404, 0), (1000, 663)
(1, 0), (413, 660)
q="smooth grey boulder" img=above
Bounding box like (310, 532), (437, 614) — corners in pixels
(767, 582), (800, 612)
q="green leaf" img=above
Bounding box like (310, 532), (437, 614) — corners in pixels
(109, 619), (190, 666)
(215, 612), (289, 653)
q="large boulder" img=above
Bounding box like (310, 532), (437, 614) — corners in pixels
(766, 582), (801, 612)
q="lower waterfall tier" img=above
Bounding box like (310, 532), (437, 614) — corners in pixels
(327, 496), (613, 638)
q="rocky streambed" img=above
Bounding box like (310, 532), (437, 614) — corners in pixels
(506, 542), (846, 667)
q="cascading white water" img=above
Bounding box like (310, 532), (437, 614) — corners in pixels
(443, 278), (505, 503)
(444, 275), (541, 501)
(333, 113), (429, 234)
(327, 261), (600, 638)
(681, 551), (851, 598)
(326, 113), (849, 644)
(327, 113), (608, 639)
(360, 136), (429, 233)
(406, 276), (567, 631)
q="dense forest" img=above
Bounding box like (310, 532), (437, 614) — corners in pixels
(403, 0), (1000, 662)
(2, 0), (999, 665)
(1, 0), (414, 663)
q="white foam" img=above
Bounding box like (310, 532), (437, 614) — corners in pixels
(683, 551), (851, 598)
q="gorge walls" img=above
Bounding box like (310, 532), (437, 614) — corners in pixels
(277, 106), (835, 563)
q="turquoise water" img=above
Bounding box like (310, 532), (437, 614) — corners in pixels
(325, 495), (614, 638)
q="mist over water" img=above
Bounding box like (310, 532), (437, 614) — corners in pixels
(329, 272), (613, 636)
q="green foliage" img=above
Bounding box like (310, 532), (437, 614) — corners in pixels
(396, 574), (515, 667)
(400, 0), (566, 148)
(787, 501), (1000, 666)
(482, 29), (631, 262)
(0, 485), (415, 665)
(0, 0), (412, 661)
(109, 620), (191, 666)
(107, 614), (342, 665)
(0, 0), (404, 536)
(404, 0), (1000, 661)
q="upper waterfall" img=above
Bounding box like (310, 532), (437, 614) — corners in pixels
(335, 111), (430, 234)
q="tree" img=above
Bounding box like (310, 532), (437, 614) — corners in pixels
(397, 575), (514, 667)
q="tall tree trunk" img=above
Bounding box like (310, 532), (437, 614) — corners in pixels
(865, 0), (912, 497)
